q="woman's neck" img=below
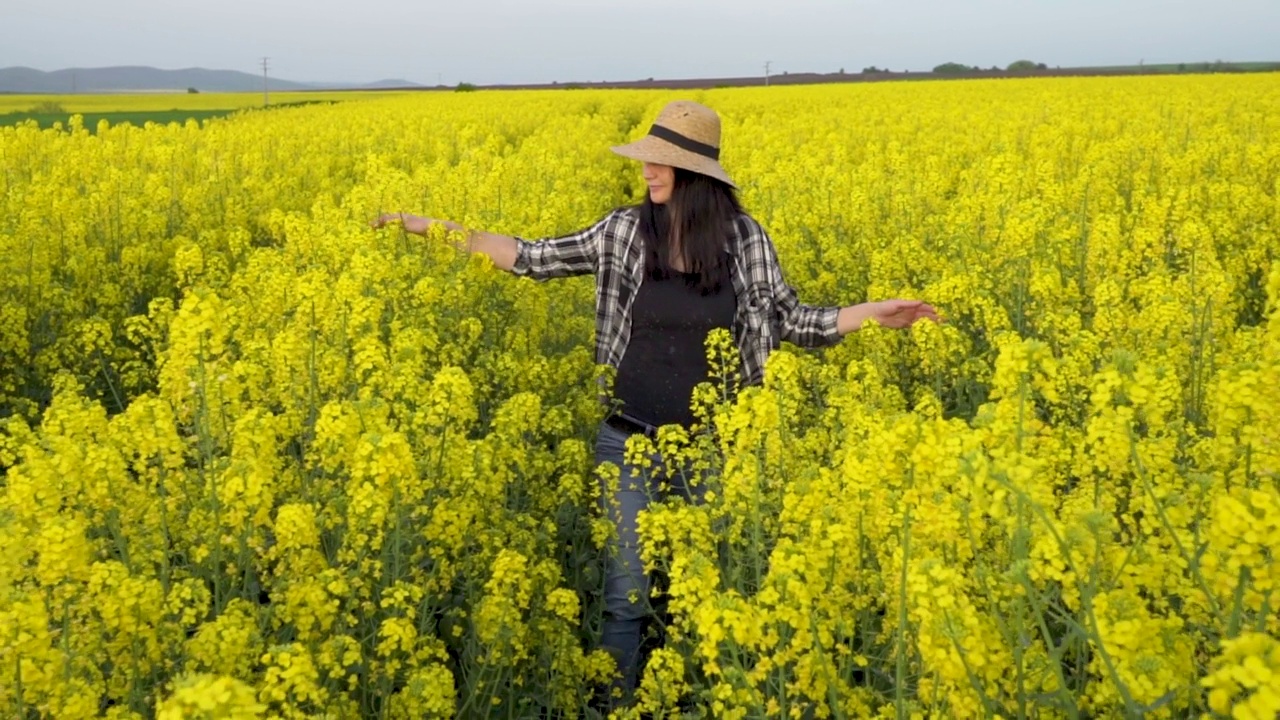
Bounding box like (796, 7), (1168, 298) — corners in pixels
(667, 246), (687, 273)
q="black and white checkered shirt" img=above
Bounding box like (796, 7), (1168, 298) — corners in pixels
(511, 207), (841, 387)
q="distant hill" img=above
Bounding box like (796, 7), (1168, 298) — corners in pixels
(482, 60), (1280, 91)
(0, 66), (421, 93)
(361, 79), (420, 89)
(5, 61), (1274, 95)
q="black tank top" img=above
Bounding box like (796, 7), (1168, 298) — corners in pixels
(614, 271), (737, 427)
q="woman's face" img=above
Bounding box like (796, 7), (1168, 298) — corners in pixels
(642, 163), (675, 204)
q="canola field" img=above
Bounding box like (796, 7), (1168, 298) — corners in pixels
(1, 76), (1278, 719)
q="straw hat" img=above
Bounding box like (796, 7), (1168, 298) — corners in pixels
(610, 101), (735, 188)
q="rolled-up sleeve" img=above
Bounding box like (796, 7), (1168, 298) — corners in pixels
(510, 211), (614, 280)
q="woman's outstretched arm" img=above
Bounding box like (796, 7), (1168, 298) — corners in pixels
(745, 218), (941, 343)
(373, 211), (616, 280)
(372, 212), (519, 271)
(835, 300), (941, 335)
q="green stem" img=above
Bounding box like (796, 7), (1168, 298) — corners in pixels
(895, 508), (912, 720)
(1128, 430), (1221, 617)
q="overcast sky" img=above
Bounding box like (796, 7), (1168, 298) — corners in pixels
(5, 0), (1278, 85)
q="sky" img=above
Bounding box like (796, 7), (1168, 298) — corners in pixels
(4, 0), (1278, 86)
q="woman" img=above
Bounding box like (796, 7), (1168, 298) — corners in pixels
(373, 100), (940, 699)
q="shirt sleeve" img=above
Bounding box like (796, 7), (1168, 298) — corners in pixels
(760, 226), (842, 348)
(509, 211), (614, 280)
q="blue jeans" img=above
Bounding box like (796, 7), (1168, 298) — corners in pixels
(593, 420), (703, 696)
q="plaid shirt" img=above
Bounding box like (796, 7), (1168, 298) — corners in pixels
(510, 207), (841, 387)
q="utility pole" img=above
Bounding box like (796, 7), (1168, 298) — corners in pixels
(764, 60), (772, 86)
(261, 57), (270, 106)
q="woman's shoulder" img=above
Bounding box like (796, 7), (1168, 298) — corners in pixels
(612, 204), (643, 221)
(730, 211), (768, 241)
(585, 205), (639, 230)
(579, 206), (640, 233)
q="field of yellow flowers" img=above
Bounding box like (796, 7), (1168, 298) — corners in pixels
(1, 75), (1278, 719)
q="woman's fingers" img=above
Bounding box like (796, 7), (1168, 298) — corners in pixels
(909, 303), (941, 324)
(916, 302), (942, 322)
(881, 299), (943, 326)
(370, 212), (402, 229)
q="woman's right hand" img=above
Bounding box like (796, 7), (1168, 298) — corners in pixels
(371, 212), (432, 235)
(370, 214), (518, 271)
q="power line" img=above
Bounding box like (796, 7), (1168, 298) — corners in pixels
(261, 57), (270, 106)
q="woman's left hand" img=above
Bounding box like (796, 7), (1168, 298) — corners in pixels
(868, 299), (942, 329)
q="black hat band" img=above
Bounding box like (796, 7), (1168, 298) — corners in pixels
(647, 124), (720, 161)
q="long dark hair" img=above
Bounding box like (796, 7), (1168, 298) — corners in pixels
(637, 168), (741, 294)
